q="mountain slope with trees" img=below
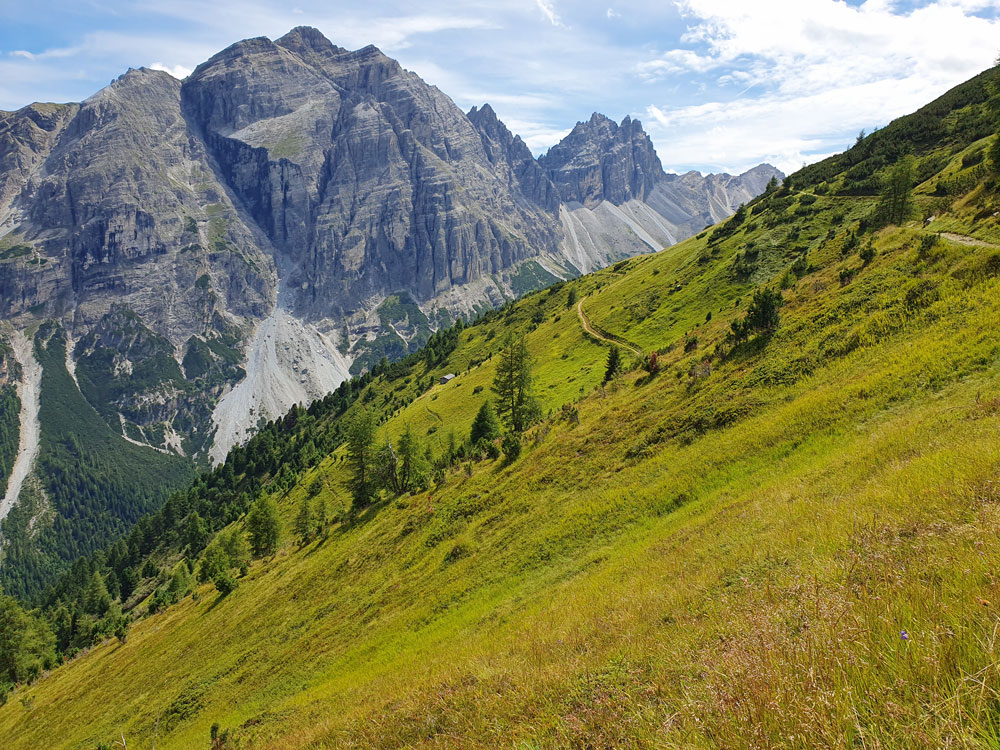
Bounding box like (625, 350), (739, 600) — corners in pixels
(1, 62), (999, 749)
(0, 28), (779, 597)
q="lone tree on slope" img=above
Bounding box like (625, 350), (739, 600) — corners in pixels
(603, 345), (622, 384)
(491, 334), (538, 433)
(876, 155), (915, 226)
(346, 408), (378, 506)
(470, 400), (501, 445)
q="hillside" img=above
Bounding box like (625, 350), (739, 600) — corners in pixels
(1, 65), (999, 748)
(0, 28), (778, 598)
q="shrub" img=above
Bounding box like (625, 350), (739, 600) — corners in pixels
(644, 352), (660, 375)
(474, 438), (501, 460)
(213, 572), (237, 596)
(918, 233), (939, 257)
(501, 432), (522, 463)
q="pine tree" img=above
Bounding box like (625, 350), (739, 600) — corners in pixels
(182, 511), (209, 554)
(603, 345), (622, 384)
(313, 494), (328, 536)
(491, 335), (538, 433)
(83, 572), (111, 616)
(746, 287), (782, 332)
(876, 155), (915, 225)
(246, 496), (280, 557)
(198, 542), (229, 583)
(396, 424), (424, 493)
(374, 439), (400, 495)
(220, 528), (250, 575)
(295, 496), (313, 544)
(470, 400), (501, 445)
(346, 408), (378, 505)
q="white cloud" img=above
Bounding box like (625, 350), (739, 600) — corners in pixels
(638, 0), (1000, 172)
(149, 62), (193, 79)
(535, 0), (565, 27)
(606, 7), (620, 19)
(503, 117), (571, 153)
(9, 45), (80, 61)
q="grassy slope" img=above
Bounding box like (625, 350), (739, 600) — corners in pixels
(4, 87), (1000, 748)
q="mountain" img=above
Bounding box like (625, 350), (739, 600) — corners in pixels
(540, 113), (780, 272)
(0, 27), (779, 595)
(1, 60), (997, 748)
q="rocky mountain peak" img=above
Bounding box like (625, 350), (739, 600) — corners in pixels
(276, 26), (339, 52)
(467, 103), (561, 215)
(539, 111), (664, 208)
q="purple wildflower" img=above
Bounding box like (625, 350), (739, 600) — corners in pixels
(900, 630), (909, 641)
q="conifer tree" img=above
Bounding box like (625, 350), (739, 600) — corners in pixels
(746, 287), (782, 332)
(470, 400), (501, 445)
(182, 511), (209, 554)
(346, 408), (378, 505)
(83, 572), (112, 616)
(603, 345), (622, 384)
(313, 494), (328, 536)
(221, 528), (250, 575)
(295, 496), (313, 544)
(247, 496), (280, 557)
(491, 335), (537, 433)
(876, 155), (915, 225)
(396, 424), (424, 492)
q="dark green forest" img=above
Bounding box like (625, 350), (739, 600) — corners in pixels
(0, 324), (194, 600)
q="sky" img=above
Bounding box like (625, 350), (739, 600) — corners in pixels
(1, 0), (998, 175)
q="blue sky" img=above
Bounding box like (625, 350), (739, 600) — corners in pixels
(1, 0), (998, 174)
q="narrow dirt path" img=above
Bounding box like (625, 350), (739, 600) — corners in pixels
(424, 402), (443, 422)
(576, 299), (644, 357)
(2, 329), (42, 523)
(938, 232), (1000, 250)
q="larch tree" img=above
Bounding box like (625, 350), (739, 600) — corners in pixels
(491, 335), (537, 433)
(247, 496), (280, 557)
(346, 408), (378, 506)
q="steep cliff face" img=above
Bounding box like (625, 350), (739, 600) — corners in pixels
(183, 27), (563, 321)
(0, 68), (275, 339)
(0, 103), (78, 218)
(467, 103), (561, 215)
